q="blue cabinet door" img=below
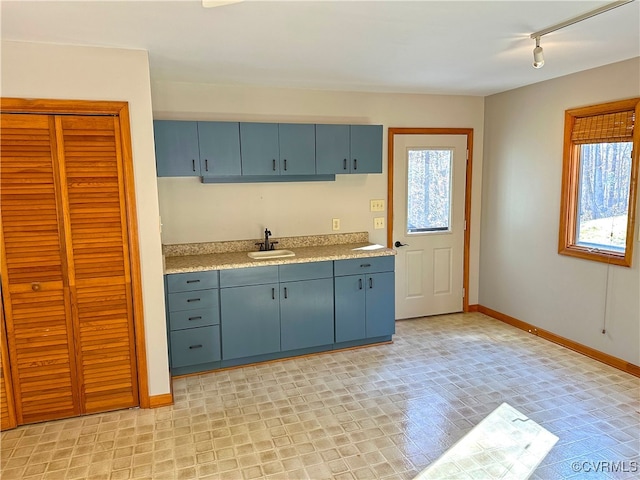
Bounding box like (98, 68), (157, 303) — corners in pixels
(316, 124), (350, 174)
(198, 122), (241, 177)
(334, 275), (366, 343)
(240, 123), (280, 176)
(278, 124), (316, 175)
(220, 283), (280, 360)
(154, 120), (200, 177)
(280, 278), (334, 351)
(365, 272), (395, 338)
(350, 125), (383, 174)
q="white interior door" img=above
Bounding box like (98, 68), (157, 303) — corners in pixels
(393, 135), (467, 319)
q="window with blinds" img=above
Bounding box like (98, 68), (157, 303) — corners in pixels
(559, 98), (639, 267)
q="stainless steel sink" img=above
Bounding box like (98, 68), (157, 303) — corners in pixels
(247, 249), (295, 260)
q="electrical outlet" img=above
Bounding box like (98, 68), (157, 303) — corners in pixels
(332, 218), (340, 231)
(374, 217), (385, 229)
(370, 199), (385, 212)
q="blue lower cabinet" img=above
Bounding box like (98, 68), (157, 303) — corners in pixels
(334, 259), (395, 342)
(334, 275), (366, 343)
(170, 326), (221, 368)
(365, 272), (396, 338)
(165, 271), (222, 375)
(166, 257), (394, 375)
(220, 284), (281, 360)
(280, 278), (334, 351)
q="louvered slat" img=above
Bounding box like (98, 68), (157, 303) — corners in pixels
(59, 116), (138, 414)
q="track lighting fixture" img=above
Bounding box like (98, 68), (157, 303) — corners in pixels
(532, 37), (544, 69)
(529, 0), (635, 69)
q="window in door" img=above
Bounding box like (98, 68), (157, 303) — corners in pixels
(559, 98), (639, 267)
(407, 148), (453, 234)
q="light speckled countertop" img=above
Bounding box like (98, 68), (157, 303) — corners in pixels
(164, 242), (395, 274)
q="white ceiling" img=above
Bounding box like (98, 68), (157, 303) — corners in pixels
(2, 0), (638, 96)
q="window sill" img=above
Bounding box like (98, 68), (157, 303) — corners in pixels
(558, 244), (631, 267)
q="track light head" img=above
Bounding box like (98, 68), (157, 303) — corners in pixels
(532, 37), (545, 68)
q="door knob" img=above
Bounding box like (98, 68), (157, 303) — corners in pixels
(394, 241), (409, 248)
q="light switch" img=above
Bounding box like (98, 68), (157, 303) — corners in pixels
(370, 199), (385, 212)
(374, 217), (385, 229)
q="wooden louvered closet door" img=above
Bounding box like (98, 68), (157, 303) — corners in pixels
(0, 113), (139, 424)
(1, 114), (80, 423)
(57, 115), (138, 414)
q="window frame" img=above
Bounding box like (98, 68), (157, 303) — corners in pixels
(558, 98), (640, 267)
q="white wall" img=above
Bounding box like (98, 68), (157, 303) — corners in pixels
(1, 41), (171, 396)
(481, 58), (640, 365)
(152, 82), (485, 304)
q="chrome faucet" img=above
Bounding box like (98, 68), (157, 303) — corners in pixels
(256, 228), (278, 251)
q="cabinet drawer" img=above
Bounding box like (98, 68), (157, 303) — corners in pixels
(279, 261), (333, 282)
(167, 271), (219, 293)
(169, 307), (219, 331)
(334, 256), (394, 276)
(170, 326), (221, 368)
(168, 289), (218, 312)
(220, 266), (279, 287)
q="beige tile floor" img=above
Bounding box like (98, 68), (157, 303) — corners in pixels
(1, 313), (638, 480)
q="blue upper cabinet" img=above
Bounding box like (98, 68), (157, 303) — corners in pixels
(198, 122), (241, 177)
(351, 125), (383, 174)
(154, 120), (381, 180)
(240, 122), (280, 176)
(316, 124), (382, 174)
(316, 124), (350, 174)
(278, 124), (316, 175)
(154, 120), (201, 177)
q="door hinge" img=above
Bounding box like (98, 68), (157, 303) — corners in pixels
(466, 149), (469, 160)
(464, 220), (467, 231)
(462, 288), (466, 298)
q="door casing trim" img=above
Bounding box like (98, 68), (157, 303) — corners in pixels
(387, 128), (474, 313)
